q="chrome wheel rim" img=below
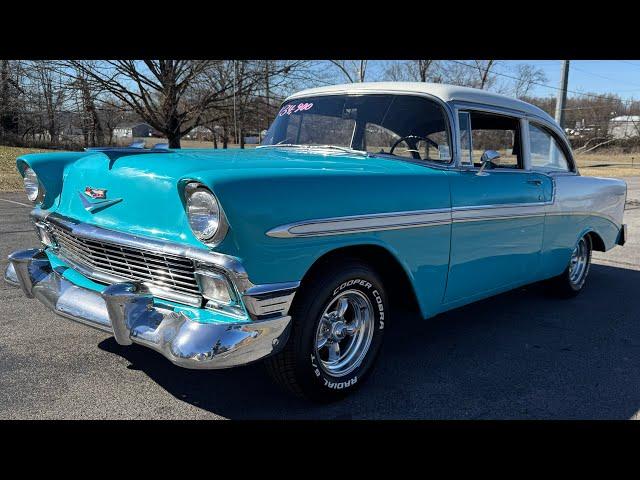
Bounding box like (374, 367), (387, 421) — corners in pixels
(569, 238), (589, 285)
(314, 289), (375, 378)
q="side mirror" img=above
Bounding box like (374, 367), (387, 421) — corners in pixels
(477, 150), (501, 176)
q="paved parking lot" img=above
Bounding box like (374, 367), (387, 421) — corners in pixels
(1, 180), (639, 419)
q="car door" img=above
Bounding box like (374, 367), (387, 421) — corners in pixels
(443, 109), (552, 304)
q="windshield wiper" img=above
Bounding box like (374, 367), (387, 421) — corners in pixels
(257, 144), (369, 157)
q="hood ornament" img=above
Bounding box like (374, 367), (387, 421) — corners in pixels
(79, 187), (123, 213)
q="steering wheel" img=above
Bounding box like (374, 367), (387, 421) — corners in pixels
(389, 135), (439, 160)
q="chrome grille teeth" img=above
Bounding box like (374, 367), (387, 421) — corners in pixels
(48, 223), (200, 298)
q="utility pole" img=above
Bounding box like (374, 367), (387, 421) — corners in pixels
(233, 60), (238, 146)
(555, 60), (570, 129)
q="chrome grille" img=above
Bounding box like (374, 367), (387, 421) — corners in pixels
(48, 223), (201, 299)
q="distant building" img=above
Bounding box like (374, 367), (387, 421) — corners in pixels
(113, 122), (153, 139)
(608, 116), (640, 139)
(244, 135), (260, 145)
(566, 119), (599, 138)
(186, 126), (214, 141)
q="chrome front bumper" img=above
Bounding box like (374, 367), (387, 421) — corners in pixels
(4, 248), (293, 369)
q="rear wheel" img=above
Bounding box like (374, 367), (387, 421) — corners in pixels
(265, 259), (387, 402)
(548, 234), (592, 297)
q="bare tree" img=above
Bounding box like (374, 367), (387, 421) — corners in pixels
(512, 64), (547, 98)
(381, 61), (411, 81)
(24, 61), (69, 145)
(329, 60), (368, 83)
(474, 60), (496, 89)
(72, 71), (104, 146)
(65, 60), (306, 148)
(0, 60), (15, 136)
(63, 61), (240, 148)
(382, 60), (441, 82)
(98, 97), (127, 145)
(413, 60), (436, 82)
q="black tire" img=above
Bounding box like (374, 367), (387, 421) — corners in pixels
(265, 259), (388, 402)
(547, 234), (592, 298)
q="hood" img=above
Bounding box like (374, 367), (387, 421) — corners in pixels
(21, 147), (448, 254)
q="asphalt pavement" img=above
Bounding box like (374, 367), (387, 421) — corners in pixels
(1, 180), (639, 419)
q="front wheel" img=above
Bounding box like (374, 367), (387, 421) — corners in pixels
(547, 234), (592, 297)
(265, 259), (387, 402)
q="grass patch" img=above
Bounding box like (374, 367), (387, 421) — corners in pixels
(0, 146), (51, 192)
(578, 166), (640, 178)
(2, 145), (640, 193)
(574, 153), (640, 178)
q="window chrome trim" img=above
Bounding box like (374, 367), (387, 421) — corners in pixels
(452, 103), (526, 170)
(520, 117), (532, 171)
(271, 90), (459, 169)
(525, 119), (577, 174)
(452, 101), (526, 119)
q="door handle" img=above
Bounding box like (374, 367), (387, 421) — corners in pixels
(527, 179), (542, 186)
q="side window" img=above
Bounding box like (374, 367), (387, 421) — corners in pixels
(362, 96), (452, 163)
(458, 111), (473, 165)
(468, 111), (522, 169)
(427, 130), (451, 162)
(529, 123), (571, 172)
(364, 123), (401, 155)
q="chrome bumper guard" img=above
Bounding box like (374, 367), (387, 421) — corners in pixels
(4, 248), (292, 369)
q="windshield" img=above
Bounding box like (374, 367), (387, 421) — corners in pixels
(261, 94), (452, 163)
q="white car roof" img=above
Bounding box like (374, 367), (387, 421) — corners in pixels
(286, 82), (555, 123)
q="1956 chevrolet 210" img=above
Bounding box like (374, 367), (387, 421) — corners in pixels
(4, 82), (628, 401)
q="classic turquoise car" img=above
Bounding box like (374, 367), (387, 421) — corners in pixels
(5, 82), (628, 402)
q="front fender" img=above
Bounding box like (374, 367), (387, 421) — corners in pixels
(17, 152), (88, 210)
(185, 165), (452, 319)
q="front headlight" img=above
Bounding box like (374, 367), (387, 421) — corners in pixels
(23, 167), (41, 203)
(184, 183), (227, 245)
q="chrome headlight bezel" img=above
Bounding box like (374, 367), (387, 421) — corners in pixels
(22, 166), (45, 204)
(184, 182), (228, 246)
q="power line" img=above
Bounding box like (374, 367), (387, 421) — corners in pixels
(570, 64), (640, 89)
(618, 60), (640, 69)
(450, 60), (640, 107)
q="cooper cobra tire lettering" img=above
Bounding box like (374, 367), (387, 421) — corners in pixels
(372, 289), (385, 330)
(310, 353), (321, 377)
(333, 279), (372, 296)
(266, 259), (387, 402)
(318, 276), (383, 391)
(324, 377), (358, 389)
